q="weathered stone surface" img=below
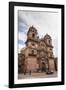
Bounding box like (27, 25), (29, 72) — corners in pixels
(18, 26), (58, 74)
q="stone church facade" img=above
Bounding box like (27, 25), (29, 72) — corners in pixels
(18, 26), (57, 74)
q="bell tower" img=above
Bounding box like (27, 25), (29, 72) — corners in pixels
(25, 25), (39, 48)
(27, 26), (37, 39)
(44, 34), (55, 73)
(25, 26), (39, 72)
(44, 34), (53, 56)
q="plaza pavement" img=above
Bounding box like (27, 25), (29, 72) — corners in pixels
(18, 72), (57, 79)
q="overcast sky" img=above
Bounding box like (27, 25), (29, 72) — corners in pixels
(18, 10), (59, 57)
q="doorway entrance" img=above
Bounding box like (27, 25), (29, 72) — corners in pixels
(41, 62), (46, 72)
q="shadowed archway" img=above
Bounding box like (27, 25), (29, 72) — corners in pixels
(41, 62), (46, 72)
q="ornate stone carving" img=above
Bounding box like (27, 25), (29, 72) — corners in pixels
(18, 26), (57, 74)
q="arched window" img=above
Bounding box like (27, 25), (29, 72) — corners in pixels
(32, 49), (37, 55)
(32, 33), (35, 38)
(32, 43), (35, 46)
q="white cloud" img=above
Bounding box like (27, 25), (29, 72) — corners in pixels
(18, 32), (27, 42)
(18, 10), (59, 57)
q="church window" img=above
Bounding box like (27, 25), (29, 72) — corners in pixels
(48, 39), (51, 44)
(32, 50), (34, 54)
(32, 49), (37, 55)
(50, 48), (52, 51)
(32, 43), (35, 46)
(32, 33), (35, 38)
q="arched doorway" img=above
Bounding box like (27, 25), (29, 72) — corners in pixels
(41, 62), (46, 72)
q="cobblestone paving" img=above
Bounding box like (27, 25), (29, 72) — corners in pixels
(18, 72), (57, 79)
